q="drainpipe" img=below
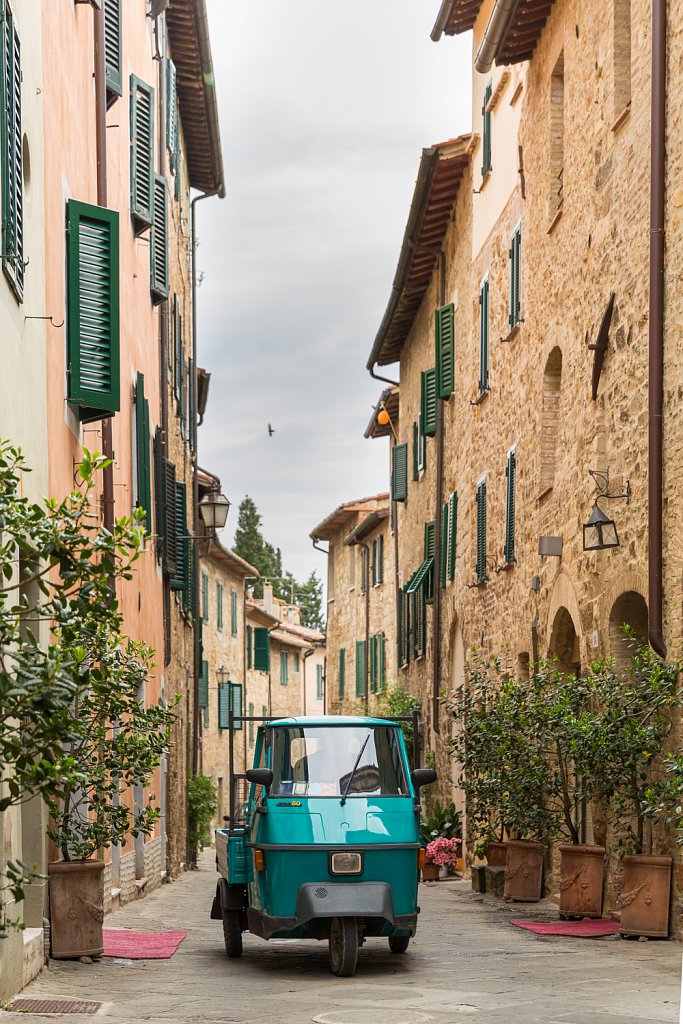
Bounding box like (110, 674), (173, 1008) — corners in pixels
(648, 0), (667, 658)
(432, 253), (446, 733)
(303, 646), (315, 715)
(92, 6), (115, 537)
(474, 0), (522, 74)
(362, 544), (370, 712)
(369, 364), (399, 388)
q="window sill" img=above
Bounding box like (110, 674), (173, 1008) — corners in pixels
(611, 102), (631, 134)
(495, 560), (516, 573)
(547, 206), (564, 235)
(468, 578), (489, 589)
(470, 388), (490, 406)
(501, 322), (522, 344)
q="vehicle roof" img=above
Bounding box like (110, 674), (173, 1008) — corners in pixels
(264, 716), (403, 728)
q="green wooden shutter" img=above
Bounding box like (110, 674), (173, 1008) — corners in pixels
(424, 521), (436, 559)
(505, 447), (517, 564)
(1, 4), (23, 299)
(135, 373), (152, 534)
(165, 58), (177, 153)
(218, 681), (230, 730)
(378, 633), (386, 689)
(338, 648), (345, 699)
(280, 651), (288, 685)
(170, 482), (187, 590)
(185, 540), (197, 620)
(399, 587), (410, 668)
(360, 547), (368, 594)
(482, 80), (492, 177)
(230, 683), (243, 730)
(509, 225), (522, 330)
(412, 421), (419, 481)
(476, 478), (488, 583)
(248, 703), (254, 744)
(231, 589), (238, 635)
(436, 303), (455, 399)
(151, 175), (169, 301)
(104, 0), (122, 100)
(479, 278), (489, 393)
(173, 297), (182, 401)
(391, 443), (408, 502)
(369, 635), (377, 693)
(246, 624), (252, 669)
(316, 664), (323, 700)
(161, 457), (177, 576)
(198, 659), (208, 710)
(201, 572), (209, 623)
(440, 501), (448, 589)
(67, 200), (120, 421)
(355, 640), (366, 697)
(371, 539), (377, 587)
(377, 534), (384, 584)
(448, 491), (458, 581)
(412, 587), (426, 659)
(216, 581), (223, 631)
(254, 628), (270, 672)
(421, 368), (438, 437)
(130, 75), (154, 229)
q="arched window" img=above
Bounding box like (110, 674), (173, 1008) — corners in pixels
(540, 347), (562, 494)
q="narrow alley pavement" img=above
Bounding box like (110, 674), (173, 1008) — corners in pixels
(2, 851), (681, 1024)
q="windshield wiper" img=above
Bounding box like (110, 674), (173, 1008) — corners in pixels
(340, 732), (371, 806)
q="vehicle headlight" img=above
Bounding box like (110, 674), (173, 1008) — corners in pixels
(330, 852), (363, 875)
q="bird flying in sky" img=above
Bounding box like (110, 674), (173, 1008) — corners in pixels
(268, 424), (275, 437)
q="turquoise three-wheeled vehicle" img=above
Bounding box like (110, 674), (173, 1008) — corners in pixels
(211, 714), (436, 976)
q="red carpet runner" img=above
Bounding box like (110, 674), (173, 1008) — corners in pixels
(511, 919), (620, 938)
(102, 929), (187, 958)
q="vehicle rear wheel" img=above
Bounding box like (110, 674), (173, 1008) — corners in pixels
(329, 916), (358, 977)
(222, 909), (243, 957)
(388, 935), (410, 954)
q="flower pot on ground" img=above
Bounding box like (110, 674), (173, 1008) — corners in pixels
(503, 840), (544, 902)
(558, 844), (605, 919)
(421, 864), (440, 882)
(484, 842), (507, 867)
(619, 855), (672, 938)
(48, 860), (106, 958)
(423, 837), (461, 881)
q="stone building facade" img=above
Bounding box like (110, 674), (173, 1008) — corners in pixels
(311, 495), (395, 716)
(361, 0), (683, 925)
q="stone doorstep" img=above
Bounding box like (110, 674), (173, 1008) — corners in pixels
(134, 876), (148, 894)
(22, 927), (45, 989)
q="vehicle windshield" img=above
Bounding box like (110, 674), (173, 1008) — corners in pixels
(270, 725), (409, 798)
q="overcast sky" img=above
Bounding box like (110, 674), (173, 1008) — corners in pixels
(197, 1), (472, 583)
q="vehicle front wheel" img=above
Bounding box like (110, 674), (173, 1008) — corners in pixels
(222, 909), (243, 957)
(388, 935), (410, 954)
(329, 916), (358, 977)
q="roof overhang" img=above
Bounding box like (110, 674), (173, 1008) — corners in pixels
(367, 135), (473, 370)
(246, 601), (280, 628)
(206, 538), (259, 579)
(365, 386), (399, 440)
(344, 509), (390, 546)
(166, 0), (225, 197)
(310, 494), (390, 542)
(431, 0), (557, 66)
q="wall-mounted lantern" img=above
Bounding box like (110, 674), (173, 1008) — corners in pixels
(582, 470), (630, 552)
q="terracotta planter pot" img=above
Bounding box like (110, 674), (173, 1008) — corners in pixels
(49, 859), (105, 959)
(485, 842), (507, 868)
(558, 844), (605, 919)
(421, 863), (440, 881)
(619, 855), (672, 938)
(503, 840), (543, 902)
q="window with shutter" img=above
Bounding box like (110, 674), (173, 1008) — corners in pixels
(316, 664), (323, 701)
(254, 628), (270, 672)
(246, 624), (253, 669)
(248, 703), (254, 744)
(369, 635), (377, 693)
(482, 80), (492, 177)
(165, 58), (177, 154)
(1, 3), (22, 300)
(399, 587), (410, 668)
(479, 277), (490, 393)
(151, 175), (169, 301)
(104, 0), (122, 102)
(391, 442), (408, 502)
(218, 682), (230, 730)
(505, 446), (517, 565)
(130, 76), (154, 231)
(355, 640), (366, 697)
(230, 683), (243, 730)
(412, 586), (426, 659)
(476, 478), (488, 583)
(412, 422), (419, 481)
(280, 651), (288, 685)
(216, 581), (223, 631)
(424, 520), (436, 601)
(134, 373), (152, 534)
(447, 491), (458, 581)
(421, 368), (438, 437)
(371, 539), (377, 588)
(338, 648), (345, 699)
(509, 224), (522, 330)
(378, 633), (386, 689)
(360, 546), (368, 594)
(377, 534), (384, 584)
(201, 572), (209, 623)
(198, 659), (208, 710)
(66, 201), (120, 422)
(440, 502), (448, 588)
(183, 540), (197, 620)
(170, 481), (187, 591)
(231, 589), (237, 635)
(436, 304), (455, 399)
(154, 449), (177, 576)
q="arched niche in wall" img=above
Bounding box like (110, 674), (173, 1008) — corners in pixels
(609, 590), (648, 672)
(540, 346), (563, 495)
(549, 606), (581, 675)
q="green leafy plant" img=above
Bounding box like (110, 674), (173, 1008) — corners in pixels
(377, 684), (422, 769)
(420, 800), (461, 846)
(188, 774), (218, 851)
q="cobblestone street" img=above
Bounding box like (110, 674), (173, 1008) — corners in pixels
(2, 851), (681, 1024)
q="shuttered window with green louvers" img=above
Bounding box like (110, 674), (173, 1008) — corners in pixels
(1, 3), (23, 300)
(104, 0), (122, 102)
(421, 368), (438, 436)
(398, 587), (410, 668)
(201, 572), (209, 623)
(424, 520), (436, 601)
(379, 632), (386, 688)
(246, 624), (253, 669)
(412, 586), (426, 659)
(216, 581), (223, 631)
(360, 546), (368, 594)
(254, 627), (270, 672)
(482, 80), (492, 177)
(476, 478), (488, 583)
(66, 201), (120, 422)
(230, 683), (243, 730)
(135, 373), (152, 534)
(369, 635), (377, 693)
(165, 58), (177, 154)
(447, 491), (458, 581)
(436, 304), (455, 399)
(231, 588), (238, 636)
(280, 651), (288, 685)
(316, 664), (323, 701)
(151, 175), (169, 302)
(170, 481), (187, 591)
(183, 540), (197, 620)
(153, 436), (177, 576)
(412, 422), (419, 481)
(338, 647), (345, 699)
(479, 277), (490, 393)
(355, 640), (366, 697)
(218, 682), (230, 730)
(509, 224), (522, 330)
(391, 442), (408, 502)
(198, 658), (209, 710)
(130, 76), (154, 231)
(440, 502), (448, 589)
(505, 446), (517, 565)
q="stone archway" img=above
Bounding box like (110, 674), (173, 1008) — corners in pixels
(549, 606), (581, 675)
(609, 591), (648, 671)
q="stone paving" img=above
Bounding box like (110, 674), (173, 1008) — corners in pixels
(2, 850), (681, 1024)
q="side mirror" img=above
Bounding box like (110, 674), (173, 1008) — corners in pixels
(246, 768), (273, 791)
(411, 768), (437, 790)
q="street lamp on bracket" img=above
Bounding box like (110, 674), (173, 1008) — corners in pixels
(582, 469), (631, 552)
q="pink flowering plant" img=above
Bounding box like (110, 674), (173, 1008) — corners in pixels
(425, 836), (461, 869)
